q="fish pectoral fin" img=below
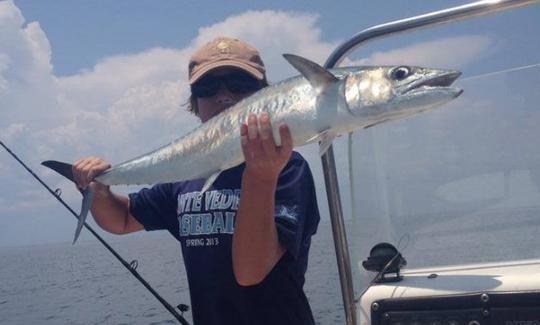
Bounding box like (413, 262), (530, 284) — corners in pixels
(201, 171), (221, 194)
(282, 54), (338, 93)
(318, 130), (336, 156)
(305, 133), (322, 144)
(73, 187), (95, 245)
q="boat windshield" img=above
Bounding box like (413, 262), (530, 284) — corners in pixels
(337, 64), (540, 295)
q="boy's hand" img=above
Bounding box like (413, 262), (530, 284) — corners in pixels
(240, 112), (293, 185)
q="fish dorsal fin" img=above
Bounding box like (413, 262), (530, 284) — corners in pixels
(283, 54), (341, 133)
(282, 54), (338, 93)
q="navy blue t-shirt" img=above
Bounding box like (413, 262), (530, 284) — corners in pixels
(129, 151), (320, 325)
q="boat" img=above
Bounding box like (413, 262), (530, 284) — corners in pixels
(320, 0), (540, 324)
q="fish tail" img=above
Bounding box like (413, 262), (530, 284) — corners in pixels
(73, 187), (94, 244)
(42, 160), (93, 244)
(42, 160), (76, 182)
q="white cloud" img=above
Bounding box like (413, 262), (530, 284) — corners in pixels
(191, 10), (338, 81)
(351, 35), (492, 68)
(0, 122), (26, 142)
(53, 52), (194, 159)
(0, 1), (57, 126)
(58, 48), (188, 113)
(0, 53), (10, 93)
(1, 1), (497, 246)
(30, 10), (339, 162)
(0, 4), (342, 245)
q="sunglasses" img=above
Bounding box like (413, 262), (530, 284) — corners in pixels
(191, 72), (262, 98)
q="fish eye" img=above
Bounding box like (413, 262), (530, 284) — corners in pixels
(390, 66), (411, 80)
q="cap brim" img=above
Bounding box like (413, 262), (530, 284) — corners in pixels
(189, 60), (265, 84)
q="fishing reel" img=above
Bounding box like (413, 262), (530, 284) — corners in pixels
(362, 242), (407, 283)
(177, 304), (189, 315)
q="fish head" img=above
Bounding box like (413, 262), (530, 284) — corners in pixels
(344, 65), (462, 121)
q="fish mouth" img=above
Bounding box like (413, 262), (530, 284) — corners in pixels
(403, 70), (462, 96)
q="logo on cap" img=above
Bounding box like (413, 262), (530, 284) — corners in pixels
(215, 40), (232, 55)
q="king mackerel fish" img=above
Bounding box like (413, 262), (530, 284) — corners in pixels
(43, 54), (463, 244)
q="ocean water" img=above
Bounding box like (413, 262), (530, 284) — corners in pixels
(0, 222), (345, 325)
(2, 205), (540, 325)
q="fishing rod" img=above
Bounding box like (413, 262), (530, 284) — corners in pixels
(0, 140), (190, 325)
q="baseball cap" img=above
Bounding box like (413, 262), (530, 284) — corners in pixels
(188, 37), (266, 84)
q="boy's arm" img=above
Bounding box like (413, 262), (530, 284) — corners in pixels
(232, 112), (292, 286)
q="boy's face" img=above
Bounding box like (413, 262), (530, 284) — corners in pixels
(192, 67), (262, 123)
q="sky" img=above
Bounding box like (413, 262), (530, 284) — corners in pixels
(1, 0), (540, 247)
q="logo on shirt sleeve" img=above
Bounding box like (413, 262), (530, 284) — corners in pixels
(274, 204), (299, 226)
